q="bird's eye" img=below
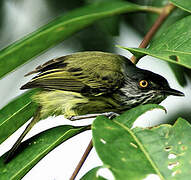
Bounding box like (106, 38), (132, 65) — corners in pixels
(139, 80), (148, 88)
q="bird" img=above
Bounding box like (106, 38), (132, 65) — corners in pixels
(5, 51), (184, 162)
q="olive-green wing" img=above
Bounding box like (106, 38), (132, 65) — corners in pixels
(21, 51), (129, 96)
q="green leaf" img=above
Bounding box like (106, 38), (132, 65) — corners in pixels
(81, 166), (107, 180)
(133, 118), (191, 179)
(0, 0), (146, 79)
(170, 0), (191, 13)
(118, 15), (191, 69)
(92, 105), (191, 179)
(0, 90), (39, 144)
(97, 16), (120, 36)
(168, 63), (187, 87)
(0, 125), (89, 180)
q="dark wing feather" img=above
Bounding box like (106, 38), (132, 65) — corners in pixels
(24, 56), (68, 76)
(21, 51), (130, 96)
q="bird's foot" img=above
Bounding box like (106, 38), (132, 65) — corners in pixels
(68, 112), (119, 121)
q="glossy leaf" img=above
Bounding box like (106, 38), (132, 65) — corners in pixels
(170, 0), (191, 13)
(0, 125), (89, 180)
(118, 15), (191, 69)
(0, 0), (146, 79)
(0, 90), (39, 144)
(92, 105), (191, 179)
(133, 118), (191, 179)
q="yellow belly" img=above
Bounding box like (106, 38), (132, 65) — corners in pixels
(32, 90), (119, 120)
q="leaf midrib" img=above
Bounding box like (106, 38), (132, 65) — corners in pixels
(0, 101), (32, 128)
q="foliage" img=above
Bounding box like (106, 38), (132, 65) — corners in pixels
(0, 0), (190, 179)
(0, 125), (89, 180)
(89, 105), (191, 180)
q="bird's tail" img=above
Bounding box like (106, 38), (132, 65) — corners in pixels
(4, 107), (41, 163)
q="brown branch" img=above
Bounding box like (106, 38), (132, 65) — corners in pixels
(70, 139), (93, 180)
(130, 3), (176, 64)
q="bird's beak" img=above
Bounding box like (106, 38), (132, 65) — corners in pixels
(163, 88), (184, 96)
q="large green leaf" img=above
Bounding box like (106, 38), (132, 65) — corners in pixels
(92, 104), (191, 179)
(133, 118), (191, 179)
(0, 90), (39, 144)
(170, 0), (191, 13)
(0, 125), (89, 180)
(0, 0), (147, 79)
(118, 15), (191, 69)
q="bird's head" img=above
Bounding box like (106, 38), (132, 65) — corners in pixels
(120, 67), (184, 107)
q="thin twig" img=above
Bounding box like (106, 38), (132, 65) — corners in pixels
(130, 3), (176, 64)
(70, 139), (93, 180)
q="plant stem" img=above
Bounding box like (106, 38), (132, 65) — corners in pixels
(142, 6), (163, 14)
(130, 3), (176, 64)
(70, 139), (93, 180)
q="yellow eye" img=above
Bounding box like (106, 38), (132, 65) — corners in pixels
(139, 80), (148, 88)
